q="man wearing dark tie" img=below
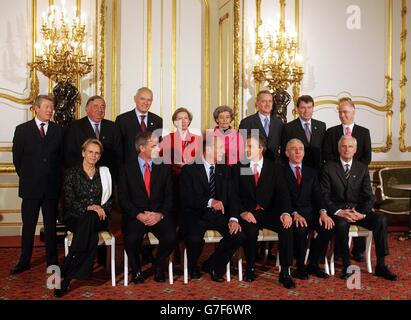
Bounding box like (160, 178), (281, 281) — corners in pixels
(321, 135), (397, 281)
(283, 138), (334, 280)
(115, 87), (163, 163)
(11, 95), (63, 274)
(322, 97), (372, 262)
(239, 90), (284, 161)
(231, 134), (295, 288)
(281, 95), (326, 171)
(64, 95), (122, 178)
(118, 131), (177, 283)
(180, 134), (245, 282)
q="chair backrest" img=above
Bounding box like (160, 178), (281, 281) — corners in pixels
(378, 167), (411, 199)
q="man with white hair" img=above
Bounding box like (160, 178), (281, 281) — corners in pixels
(321, 135), (397, 281)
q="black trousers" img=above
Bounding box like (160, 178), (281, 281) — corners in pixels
(292, 215), (334, 268)
(62, 212), (108, 280)
(123, 216), (177, 274)
(183, 210), (246, 275)
(332, 211), (389, 264)
(239, 210), (293, 271)
(19, 198), (58, 266)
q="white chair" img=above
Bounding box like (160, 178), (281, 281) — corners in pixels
(237, 228), (280, 281)
(330, 225), (373, 275)
(123, 232), (174, 286)
(64, 230), (116, 287)
(304, 230), (330, 275)
(183, 230), (231, 284)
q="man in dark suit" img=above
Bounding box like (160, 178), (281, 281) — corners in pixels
(231, 134), (296, 288)
(180, 133), (245, 282)
(118, 131), (177, 283)
(321, 135), (397, 281)
(64, 95), (122, 178)
(322, 97), (372, 261)
(283, 138), (334, 280)
(115, 87), (163, 163)
(11, 95), (63, 274)
(239, 90), (284, 161)
(281, 95), (326, 171)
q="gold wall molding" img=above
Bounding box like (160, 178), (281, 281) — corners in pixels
(218, 13), (230, 106)
(0, 147), (12, 152)
(314, 0), (393, 154)
(370, 161), (411, 170)
(400, 0), (410, 152)
(203, 0), (210, 129)
(99, 0), (106, 97)
(0, 164), (16, 174)
(111, 0), (118, 118)
(0, 0), (39, 105)
(172, 0), (177, 117)
(233, 0), (240, 129)
(292, 0), (301, 118)
(0, 184), (18, 188)
(147, 0), (152, 88)
(0, 210), (21, 214)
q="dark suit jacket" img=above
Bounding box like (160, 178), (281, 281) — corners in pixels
(12, 119), (63, 199)
(283, 163), (326, 220)
(115, 109), (163, 163)
(180, 163), (235, 228)
(118, 161), (173, 222)
(231, 159), (292, 217)
(281, 118), (326, 170)
(320, 160), (375, 215)
(64, 117), (122, 177)
(239, 113), (284, 161)
(322, 124), (372, 165)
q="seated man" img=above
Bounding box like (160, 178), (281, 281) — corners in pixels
(320, 135), (397, 281)
(118, 131), (177, 284)
(283, 138), (334, 280)
(231, 134), (295, 289)
(180, 133), (245, 282)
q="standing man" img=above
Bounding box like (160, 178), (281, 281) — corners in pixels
(231, 134), (295, 288)
(239, 90), (284, 161)
(115, 87), (163, 163)
(322, 97), (372, 261)
(118, 131), (177, 283)
(11, 95), (63, 274)
(64, 95), (122, 177)
(283, 139), (334, 280)
(321, 135), (397, 281)
(281, 95), (326, 171)
(180, 133), (245, 282)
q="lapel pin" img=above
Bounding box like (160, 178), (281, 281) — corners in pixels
(150, 122), (153, 126)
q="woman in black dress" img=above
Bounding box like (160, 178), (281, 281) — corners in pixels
(54, 138), (112, 297)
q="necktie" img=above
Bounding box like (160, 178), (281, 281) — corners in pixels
(304, 122), (311, 143)
(253, 163), (260, 185)
(144, 162), (151, 198)
(209, 165), (215, 199)
(39, 123), (46, 138)
(94, 123), (100, 139)
(345, 126), (352, 136)
(140, 115), (147, 132)
(263, 117), (270, 136)
(344, 164), (350, 180)
(295, 165), (302, 186)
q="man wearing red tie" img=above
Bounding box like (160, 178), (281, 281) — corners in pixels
(118, 131), (176, 283)
(231, 134), (295, 288)
(283, 139), (334, 280)
(322, 97), (372, 263)
(11, 95), (63, 274)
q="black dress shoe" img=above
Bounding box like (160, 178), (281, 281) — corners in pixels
(54, 279), (71, 298)
(279, 273), (296, 289)
(375, 266), (398, 281)
(132, 271), (145, 284)
(189, 267), (202, 279)
(306, 265), (329, 279)
(295, 268), (309, 280)
(244, 268), (256, 282)
(10, 263), (30, 275)
(154, 269), (166, 283)
(352, 253), (365, 263)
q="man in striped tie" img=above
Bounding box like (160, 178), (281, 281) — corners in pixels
(180, 133), (245, 282)
(321, 135), (397, 281)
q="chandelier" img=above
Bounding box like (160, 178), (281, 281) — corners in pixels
(28, 2), (94, 126)
(253, 0), (303, 123)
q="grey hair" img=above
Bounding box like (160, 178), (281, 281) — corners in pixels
(286, 138), (304, 151)
(213, 105), (234, 123)
(135, 87), (153, 97)
(338, 135), (357, 149)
